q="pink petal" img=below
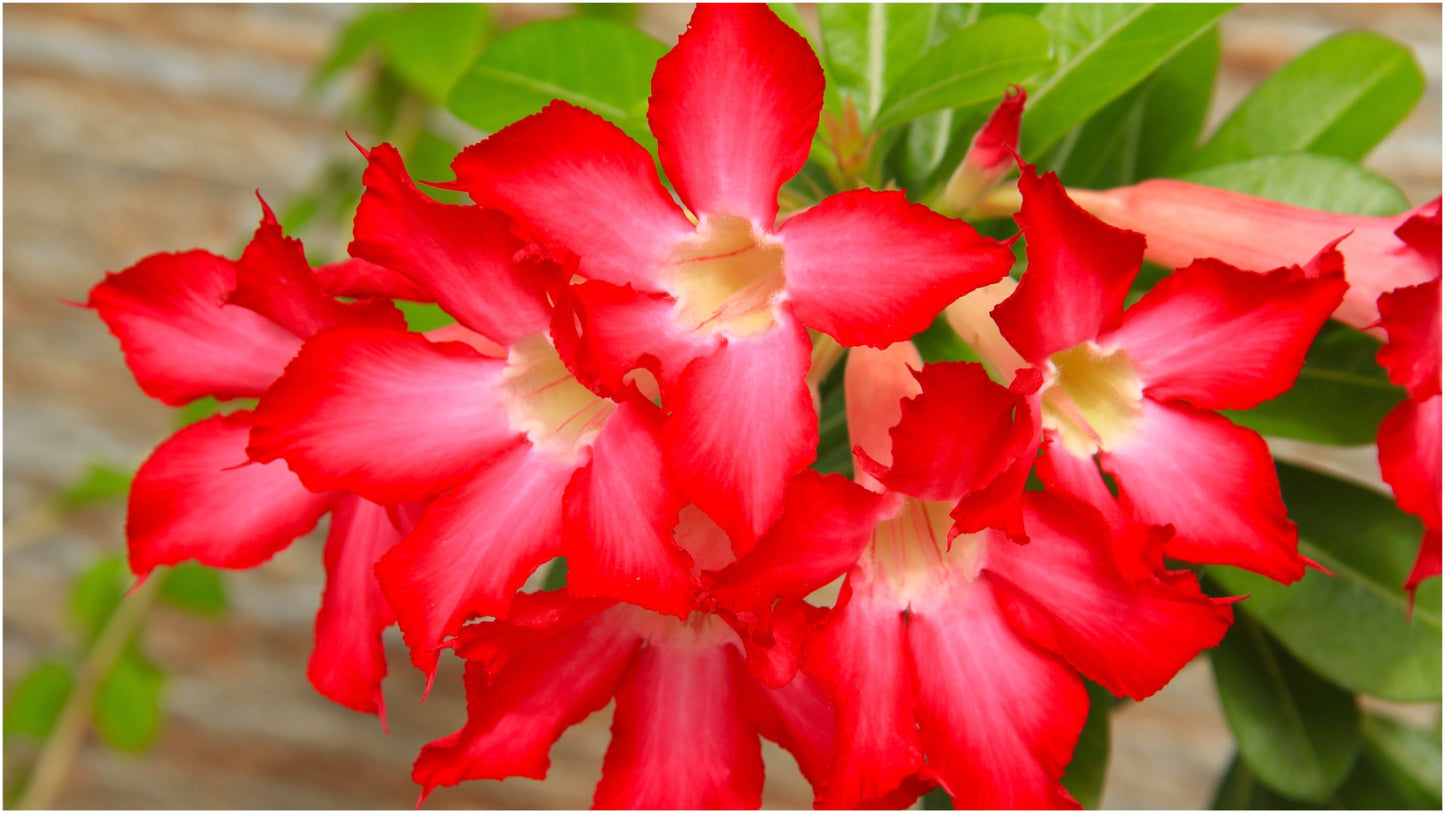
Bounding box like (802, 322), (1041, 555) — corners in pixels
(248, 327), (520, 504)
(127, 412), (336, 578)
(986, 492), (1234, 700)
(781, 190), (1013, 347)
(663, 314), (818, 551)
(737, 666), (835, 793)
(376, 443), (574, 676)
(350, 143), (553, 345)
(1378, 394), (1443, 534)
(1103, 257), (1348, 411)
(594, 636), (764, 809)
(908, 576), (1085, 809)
(451, 101), (692, 290)
(562, 397), (698, 618)
(649, 3), (822, 227)
(86, 250), (302, 406)
(1377, 276), (1442, 400)
(1101, 399), (1308, 583)
(313, 257), (433, 302)
(992, 164), (1146, 363)
(843, 343), (924, 487)
(308, 495), (404, 720)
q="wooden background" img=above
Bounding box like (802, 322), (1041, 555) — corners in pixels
(4, 4), (1440, 809)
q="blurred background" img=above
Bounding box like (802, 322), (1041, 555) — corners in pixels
(4, 4), (1441, 809)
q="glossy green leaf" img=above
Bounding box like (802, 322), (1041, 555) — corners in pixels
(1181, 153), (1411, 216)
(68, 556), (127, 646)
(158, 562), (227, 616)
(1023, 4), (1233, 158)
(1211, 755), (1303, 809)
(378, 4), (492, 105)
(1193, 32), (1425, 169)
(1207, 463), (1441, 702)
(4, 661), (74, 740)
(58, 462), (133, 510)
(94, 648), (165, 752)
(914, 314), (982, 366)
(819, 4), (964, 125)
(871, 14), (1052, 131)
(1225, 323), (1404, 445)
(1061, 681), (1114, 809)
(1210, 612), (1360, 800)
(448, 17), (666, 148)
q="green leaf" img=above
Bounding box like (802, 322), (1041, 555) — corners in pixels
(4, 661), (74, 740)
(872, 14), (1051, 132)
(542, 556), (569, 592)
(1359, 713), (1443, 804)
(819, 4), (959, 125)
(576, 3), (637, 25)
(58, 462), (133, 510)
(812, 354), (853, 479)
(397, 301), (455, 332)
(68, 556), (127, 646)
(1193, 32), (1425, 169)
(1181, 153), (1411, 216)
(313, 7), (391, 87)
(1225, 322), (1404, 445)
(1023, 4), (1233, 158)
(93, 648), (165, 752)
(1207, 463), (1441, 702)
(378, 4), (493, 105)
(403, 129), (467, 205)
(913, 314), (983, 365)
(921, 786), (953, 809)
(448, 17), (666, 148)
(1061, 681), (1114, 809)
(1210, 612), (1360, 800)
(158, 562), (227, 616)
(1211, 755), (1304, 809)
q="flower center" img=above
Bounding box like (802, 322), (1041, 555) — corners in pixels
(499, 333), (616, 463)
(666, 213), (785, 337)
(865, 498), (985, 607)
(1040, 343), (1144, 457)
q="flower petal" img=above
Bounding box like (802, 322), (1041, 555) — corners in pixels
(376, 443), (574, 676)
(650, 3), (822, 227)
(350, 143), (554, 345)
(843, 343), (924, 488)
(1103, 256), (1348, 411)
(451, 101), (692, 290)
(1378, 394), (1442, 533)
(1101, 399), (1307, 583)
(1376, 276), (1442, 400)
(87, 250), (301, 406)
(736, 666), (836, 793)
(248, 327), (520, 504)
(313, 257), (433, 302)
(663, 313), (818, 551)
(781, 190), (1013, 347)
(127, 412), (336, 579)
(992, 165), (1145, 363)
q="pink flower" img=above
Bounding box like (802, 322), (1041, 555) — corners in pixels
(942, 85), (1026, 213)
(445, 3), (1014, 549)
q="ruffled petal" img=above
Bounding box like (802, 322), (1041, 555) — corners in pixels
(376, 443), (574, 676)
(663, 313), (818, 551)
(313, 257), (433, 302)
(451, 101), (692, 290)
(1101, 399), (1307, 583)
(992, 165), (1146, 363)
(594, 634), (764, 809)
(86, 250), (302, 406)
(1103, 256), (1348, 411)
(650, 3), (823, 227)
(781, 190), (1013, 347)
(127, 412), (336, 578)
(1378, 394), (1443, 533)
(248, 327), (520, 504)
(736, 664), (835, 793)
(562, 397), (697, 618)
(843, 343), (924, 488)
(308, 495), (404, 720)
(985, 492), (1234, 700)
(908, 576), (1085, 809)
(1376, 276), (1442, 400)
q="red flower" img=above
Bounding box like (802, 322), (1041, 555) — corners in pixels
(446, 3), (1014, 549)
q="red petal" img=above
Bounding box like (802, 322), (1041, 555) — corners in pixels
(350, 143), (553, 345)
(562, 397), (697, 617)
(376, 443), (573, 676)
(908, 576), (1085, 809)
(781, 190), (1013, 347)
(650, 3), (822, 227)
(1101, 399), (1308, 583)
(737, 665), (835, 793)
(992, 164), (1146, 364)
(313, 257), (433, 302)
(87, 250), (301, 405)
(1377, 276), (1442, 400)
(1379, 394), (1443, 533)
(412, 604), (643, 795)
(308, 495), (404, 719)
(127, 412), (336, 578)
(1103, 257), (1348, 411)
(248, 327), (520, 504)
(451, 101), (691, 290)
(594, 634), (764, 809)
(1406, 529), (1442, 599)
(663, 314), (818, 551)
(843, 343), (924, 487)
(986, 492), (1234, 700)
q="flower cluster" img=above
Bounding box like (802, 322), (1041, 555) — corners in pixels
(87, 5), (1381, 808)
